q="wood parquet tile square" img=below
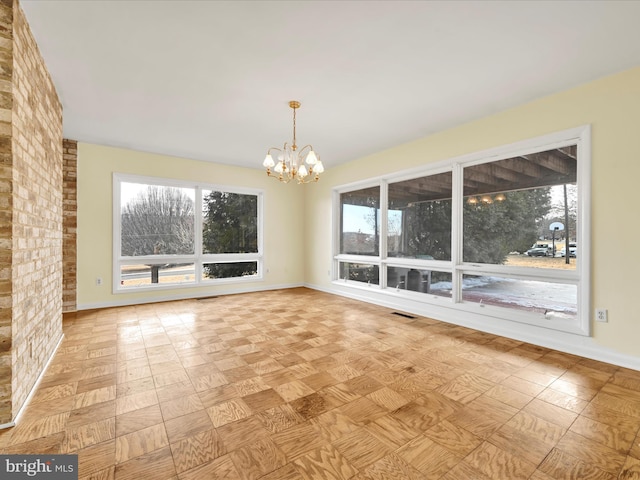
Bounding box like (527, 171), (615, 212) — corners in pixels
(169, 428), (226, 474)
(3, 287), (640, 479)
(164, 408), (209, 441)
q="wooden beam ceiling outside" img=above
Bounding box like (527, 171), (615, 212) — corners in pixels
(342, 147), (577, 207)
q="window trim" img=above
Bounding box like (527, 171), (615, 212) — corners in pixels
(333, 125), (591, 336)
(113, 173), (264, 293)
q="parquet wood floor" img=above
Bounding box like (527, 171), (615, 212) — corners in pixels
(2, 288), (640, 479)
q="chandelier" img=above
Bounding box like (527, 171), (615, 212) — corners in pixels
(262, 100), (324, 184)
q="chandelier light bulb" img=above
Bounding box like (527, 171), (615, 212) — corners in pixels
(262, 154), (275, 168)
(306, 150), (318, 165)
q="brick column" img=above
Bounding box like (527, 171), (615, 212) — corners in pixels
(63, 139), (77, 312)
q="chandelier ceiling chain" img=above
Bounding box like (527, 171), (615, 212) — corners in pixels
(291, 100), (299, 150)
(262, 100), (324, 184)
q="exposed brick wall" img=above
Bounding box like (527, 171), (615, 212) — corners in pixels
(62, 139), (77, 312)
(0, 0), (14, 427)
(0, 0), (63, 425)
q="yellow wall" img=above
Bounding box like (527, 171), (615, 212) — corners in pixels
(77, 143), (305, 307)
(305, 66), (640, 359)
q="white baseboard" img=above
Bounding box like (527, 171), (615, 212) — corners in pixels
(77, 282), (304, 311)
(1, 333), (65, 429)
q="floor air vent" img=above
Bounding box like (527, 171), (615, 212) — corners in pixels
(392, 312), (416, 319)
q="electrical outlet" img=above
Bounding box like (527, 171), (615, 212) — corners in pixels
(96, 277), (103, 286)
(596, 308), (608, 323)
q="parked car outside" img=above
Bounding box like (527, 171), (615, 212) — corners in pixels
(560, 243), (577, 257)
(526, 243), (552, 257)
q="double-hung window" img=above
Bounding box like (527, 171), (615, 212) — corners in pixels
(334, 126), (590, 335)
(114, 174), (262, 291)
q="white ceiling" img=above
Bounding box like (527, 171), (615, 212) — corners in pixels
(20, 0), (640, 171)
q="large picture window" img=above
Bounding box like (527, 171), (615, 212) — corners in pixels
(114, 175), (262, 291)
(333, 126), (590, 335)
(463, 148), (577, 270)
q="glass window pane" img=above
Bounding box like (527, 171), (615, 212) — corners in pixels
(202, 262), (258, 279)
(388, 172), (452, 260)
(339, 262), (379, 285)
(387, 266), (452, 298)
(463, 146), (577, 269)
(340, 187), (380, 255)
(461, 274), (577, 319)
(121, 183), (195, 256)
(120, 263), (195, 287)
(202, 191), (258, 254)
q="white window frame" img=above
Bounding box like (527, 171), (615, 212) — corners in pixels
(113, 173), (264, 293)
(333, 125), (591, 336)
